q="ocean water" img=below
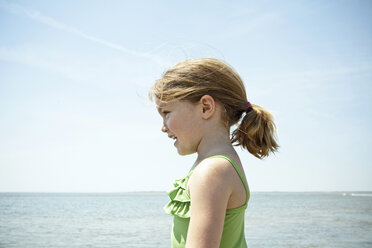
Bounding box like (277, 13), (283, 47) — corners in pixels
(0, 192), (371, 248)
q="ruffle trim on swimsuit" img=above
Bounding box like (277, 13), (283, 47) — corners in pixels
(164, 177), (191, 218)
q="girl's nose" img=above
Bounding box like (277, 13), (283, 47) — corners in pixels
(161, 123), (168, 133)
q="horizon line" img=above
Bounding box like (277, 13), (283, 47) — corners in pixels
(1, 190), (371, 194)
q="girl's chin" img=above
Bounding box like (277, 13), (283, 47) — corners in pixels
(176, 147), (195, 156)
(176, 147), (185, 155)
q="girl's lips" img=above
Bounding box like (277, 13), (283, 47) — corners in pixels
(167, 134), (177, 145)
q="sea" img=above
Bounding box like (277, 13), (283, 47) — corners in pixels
(0, 192), (371, 248)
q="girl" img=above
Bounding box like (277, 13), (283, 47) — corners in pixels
(149, 58), (278, 248)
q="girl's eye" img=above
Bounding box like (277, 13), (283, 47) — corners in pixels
(162, 111), (170, 116)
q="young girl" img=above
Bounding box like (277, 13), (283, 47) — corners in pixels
(149, 58), (278, 248)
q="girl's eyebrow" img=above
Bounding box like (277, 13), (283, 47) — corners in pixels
(157, 102), (170, 114)
(157, 103), (168, 112)
(157, 107), (163, 115)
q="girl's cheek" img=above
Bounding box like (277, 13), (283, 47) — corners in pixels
(166, 119), (173, 130)
(167, 118), (176, 131)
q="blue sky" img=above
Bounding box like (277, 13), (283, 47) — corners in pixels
(0, 0), (371, 192)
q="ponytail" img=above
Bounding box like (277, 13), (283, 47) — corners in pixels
(231, 104), (279, 159)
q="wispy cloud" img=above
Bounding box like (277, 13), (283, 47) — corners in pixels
(0, 44), (162, 95)
(0, 0), (170, 67)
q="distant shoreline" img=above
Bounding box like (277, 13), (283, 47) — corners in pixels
(1, 191), (371, 194)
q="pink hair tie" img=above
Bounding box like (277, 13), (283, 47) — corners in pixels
(246, 101), (251, 112)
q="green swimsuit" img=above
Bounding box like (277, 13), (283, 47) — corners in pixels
(164, 155), (250, 247)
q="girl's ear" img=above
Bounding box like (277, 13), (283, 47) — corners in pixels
(199, 95), (215, 120)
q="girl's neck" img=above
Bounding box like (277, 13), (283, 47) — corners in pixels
(193, 129), (236, 167)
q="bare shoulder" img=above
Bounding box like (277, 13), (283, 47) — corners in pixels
(188, 157), (237, 194)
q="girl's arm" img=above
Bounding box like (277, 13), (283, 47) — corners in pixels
(186, 158), (233, 248)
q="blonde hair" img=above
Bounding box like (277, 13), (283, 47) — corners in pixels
(149, 58), (278, 159)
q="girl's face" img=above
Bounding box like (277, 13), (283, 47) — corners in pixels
(157, 99), (203, 155)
